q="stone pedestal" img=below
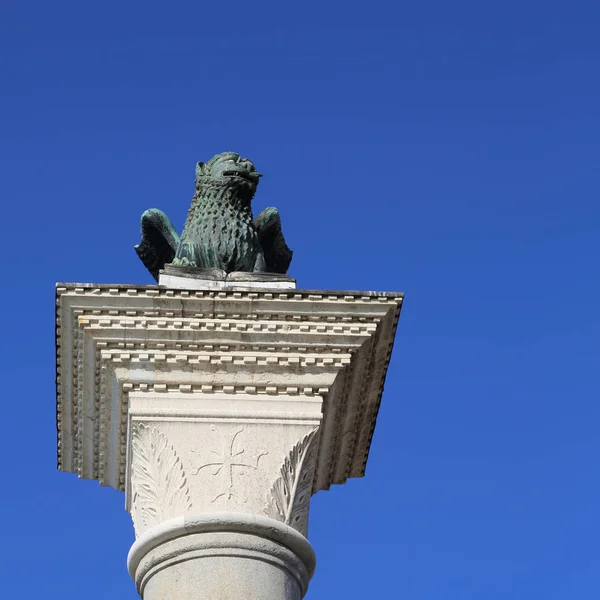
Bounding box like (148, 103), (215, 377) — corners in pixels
(56, 279), (403, 599)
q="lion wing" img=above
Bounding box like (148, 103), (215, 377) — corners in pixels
(254, 207), (293, 274)
(135, 209), (180, 281)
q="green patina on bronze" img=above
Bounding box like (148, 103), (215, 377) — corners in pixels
(135, 152), (292, 281)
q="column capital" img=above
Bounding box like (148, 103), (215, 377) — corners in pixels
(56, 281), (403, 597)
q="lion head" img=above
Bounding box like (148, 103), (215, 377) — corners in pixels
(196, 152), (261, 193)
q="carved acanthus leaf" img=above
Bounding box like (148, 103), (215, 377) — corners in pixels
(130, 423), (192, 535)
(265, 428), (319, 534)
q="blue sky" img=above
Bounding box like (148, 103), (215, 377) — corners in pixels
(1, 1), (599, 598)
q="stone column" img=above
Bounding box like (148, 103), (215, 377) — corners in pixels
(55, 277), (403, 599)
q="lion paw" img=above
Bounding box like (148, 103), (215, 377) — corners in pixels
(172, 257), (196, 267)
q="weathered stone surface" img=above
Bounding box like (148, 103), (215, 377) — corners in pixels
(55, 282), (403, 598)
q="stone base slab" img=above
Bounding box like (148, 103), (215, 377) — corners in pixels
(159, 272), (297, 290)
(159, 265), (297, 290)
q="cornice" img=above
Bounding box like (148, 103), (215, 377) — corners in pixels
(56, 283), (403, 497)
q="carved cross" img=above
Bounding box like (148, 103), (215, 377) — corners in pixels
(191, 426), (267, 502)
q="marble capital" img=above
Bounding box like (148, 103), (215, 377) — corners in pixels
(56, 283), (403, 540)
